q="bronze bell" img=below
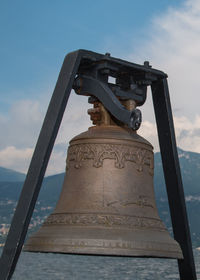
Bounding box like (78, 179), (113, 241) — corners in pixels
(24, 100), (183, 259)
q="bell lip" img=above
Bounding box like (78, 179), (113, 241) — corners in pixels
(24, 225), (183, 260)
(70, 125), (153, 149)
(23, 246), (183, 260)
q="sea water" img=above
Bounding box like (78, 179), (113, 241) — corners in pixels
(1, 248), (200, 279)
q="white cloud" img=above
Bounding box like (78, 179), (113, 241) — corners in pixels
(0, 100), (44, 150)
(127, 0), (200, 154)
(0, 146), (33, 173)
(0, 145), (67, 175)
(127, 0), (200, 122)
(0, 93), (91, 175)
(174, 115), (200, 153)
(139, 115), (200, 154)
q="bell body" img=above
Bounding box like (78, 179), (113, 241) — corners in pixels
(25, 125), (183, 258)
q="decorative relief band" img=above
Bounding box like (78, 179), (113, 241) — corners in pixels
(66, 143), (154, 174)
(44, 213), (165, 231)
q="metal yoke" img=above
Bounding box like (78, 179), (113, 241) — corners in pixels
(0, 49), (197, 280)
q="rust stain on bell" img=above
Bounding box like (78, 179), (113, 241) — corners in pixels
(24, 100), (183, 259)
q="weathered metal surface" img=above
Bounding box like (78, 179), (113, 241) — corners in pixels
(25, 108), (183, 258)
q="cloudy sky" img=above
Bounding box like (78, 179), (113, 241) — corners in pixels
(0, 0), (200, 175)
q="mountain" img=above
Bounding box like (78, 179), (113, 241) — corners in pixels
(154, 148), (200, 246)
(0, 172), (64, 202)
(0, 171), (65, 243)
(0, 167), (26, 182)
(0, 148), (200, 246)
(154, 148), (200, 197)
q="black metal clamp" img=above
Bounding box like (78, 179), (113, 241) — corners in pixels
(73, 74), (144, 130)
(0, 50), (197, 280)
(73, 53), (156, 130)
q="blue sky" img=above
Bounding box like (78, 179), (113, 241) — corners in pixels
(1, 0), (200, 174)
(0, 0), (183, 112)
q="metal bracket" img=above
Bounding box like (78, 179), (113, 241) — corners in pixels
(73, 74), (143, 130)
(0, 50), (197, 280)
(73, 57), (154, 130)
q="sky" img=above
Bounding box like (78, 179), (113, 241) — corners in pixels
(0, 0), (200, 175)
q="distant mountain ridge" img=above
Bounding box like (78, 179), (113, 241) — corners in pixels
(154, 147), (200, 197)
(0, 147), (200, 246)
(0, 167), (26, 182)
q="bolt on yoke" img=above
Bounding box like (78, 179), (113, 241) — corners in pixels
(73, 52), (166, 130)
